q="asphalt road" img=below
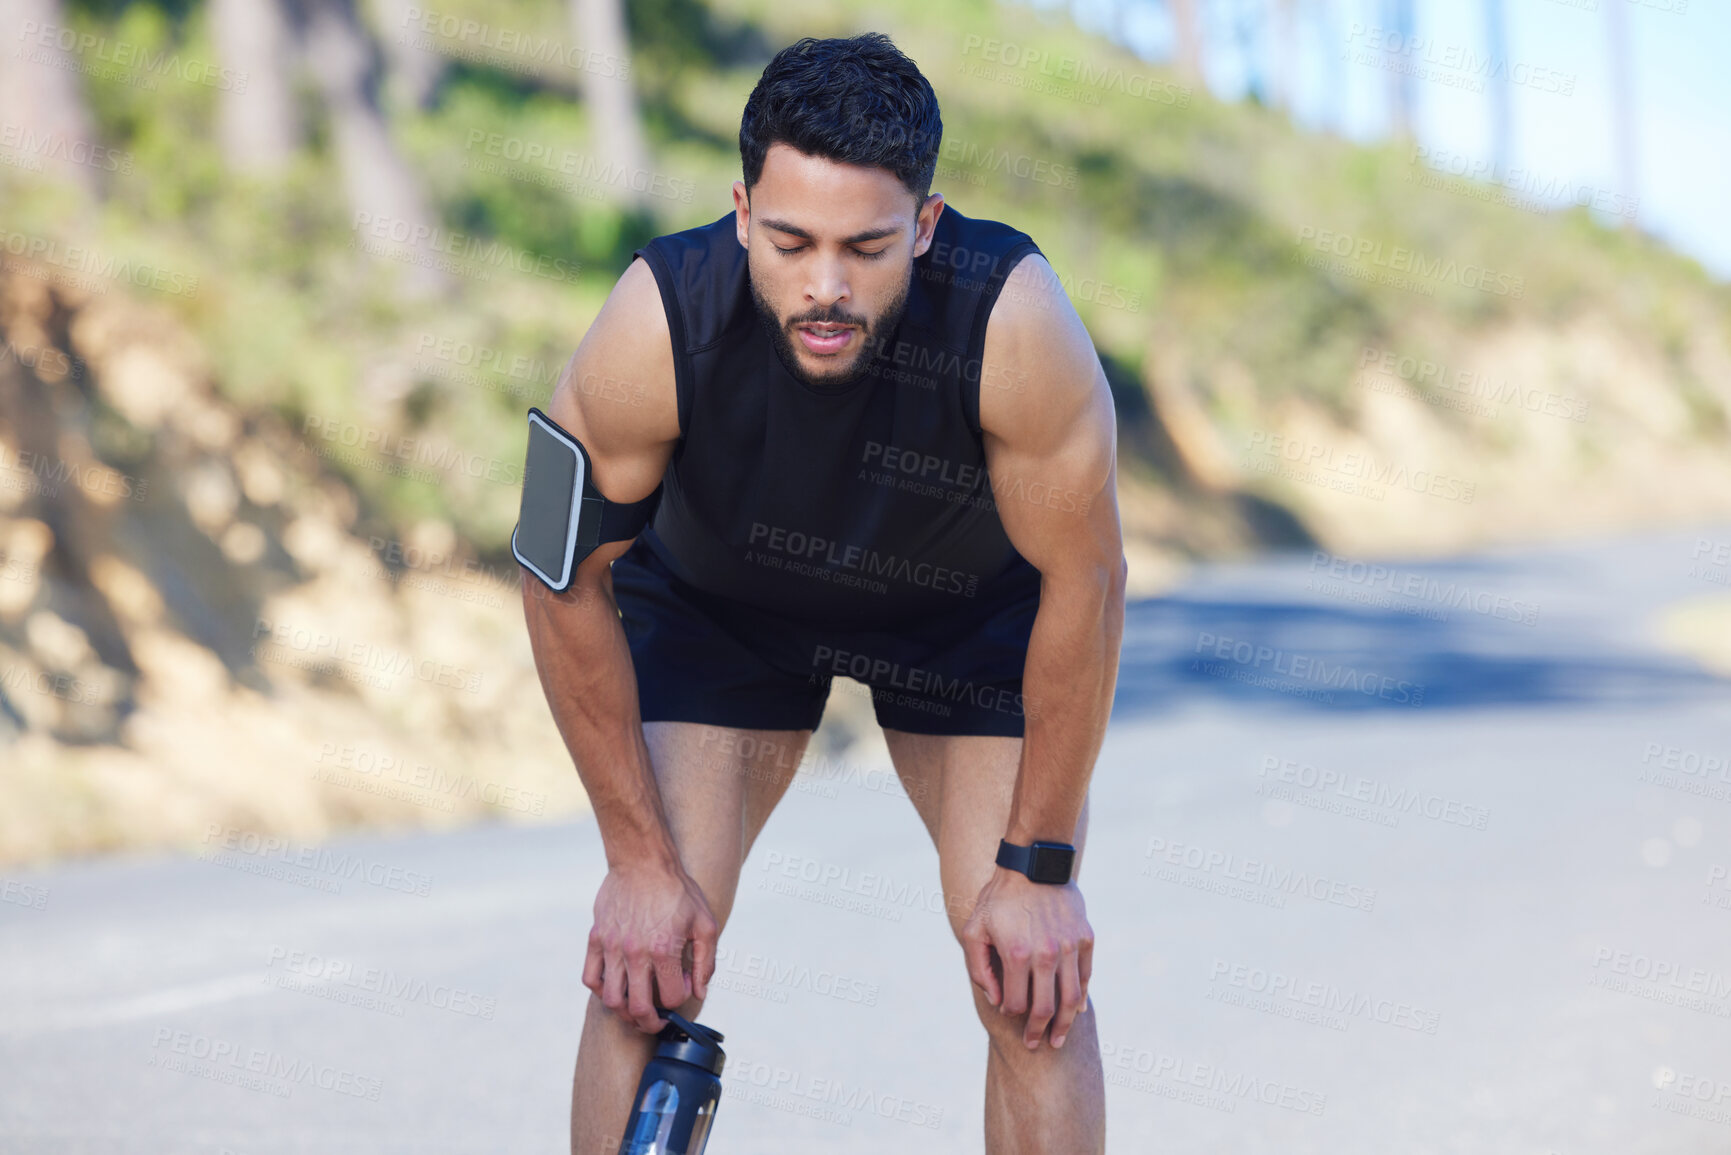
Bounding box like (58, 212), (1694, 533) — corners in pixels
(3, 526), (1729, 1155)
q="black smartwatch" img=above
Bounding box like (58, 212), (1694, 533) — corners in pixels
(996, 839), (1076, 885)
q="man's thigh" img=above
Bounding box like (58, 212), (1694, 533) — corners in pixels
(644, 721), (811, 928)
(881, 729), (1090, 936)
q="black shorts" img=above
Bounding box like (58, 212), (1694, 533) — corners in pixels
(610, 537), (1040, 737)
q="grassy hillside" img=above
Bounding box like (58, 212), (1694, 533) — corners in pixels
(13, 0), (1731, 560)
(2, 0), (1729, 862)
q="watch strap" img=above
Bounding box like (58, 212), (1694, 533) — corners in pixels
(996, 839), (1032, 876)
(996, 838), (1075, 885)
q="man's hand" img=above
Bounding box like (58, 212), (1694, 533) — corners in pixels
(582, 859), (719, 1033)
(962, 867), (1094, 1051)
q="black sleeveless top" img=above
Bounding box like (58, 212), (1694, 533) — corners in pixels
(630, 205), (1044, 630)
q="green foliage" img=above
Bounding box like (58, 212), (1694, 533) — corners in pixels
(9, 0), (1727, 562)
(405, 66), (662, 272)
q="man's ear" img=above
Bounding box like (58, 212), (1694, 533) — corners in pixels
(733, 180), (751, 249)
(913, 193), (945, 258)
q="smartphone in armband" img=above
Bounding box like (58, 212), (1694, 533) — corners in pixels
(511, 407), (661, 592)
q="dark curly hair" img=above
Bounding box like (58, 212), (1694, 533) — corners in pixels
(739, 32), (943, 202)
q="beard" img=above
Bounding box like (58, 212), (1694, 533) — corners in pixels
(749, 264), (911, 391)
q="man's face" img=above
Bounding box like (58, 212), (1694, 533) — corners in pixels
(734, 143), (943, 388)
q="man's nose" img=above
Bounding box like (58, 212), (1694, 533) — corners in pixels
(804, 258), (851, 310)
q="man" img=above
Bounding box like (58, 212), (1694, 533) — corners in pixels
(521, 32), (1125, 1155)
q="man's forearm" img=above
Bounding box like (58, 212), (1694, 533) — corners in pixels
(522, 571), (680, 870)
(1002, 558), (1126, 846)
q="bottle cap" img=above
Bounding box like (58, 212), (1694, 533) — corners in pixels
(656, 1011), (726, 1076)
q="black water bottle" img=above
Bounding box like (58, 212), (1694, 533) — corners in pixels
(617, 1012), (726, 1155)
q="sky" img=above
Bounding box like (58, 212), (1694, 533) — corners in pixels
(1037, 0), (1731, 281)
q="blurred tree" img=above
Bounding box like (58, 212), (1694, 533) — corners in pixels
(1315, 0), (1343, 132)
(1605, 0), (1637, 229)
(1382, 0), (1415, 138)
(1224, 0), (1265, 104)
(0, 0), (100, 198)
(299, 0), (447, 293)
(1484, 0), (1511, 175)
(1272, 0), (1296, 110)
(1169, 0), (1204, 83)
(210, 0), (302, 173)
(571, 0), (650, 208)
(366, 0), (445, 111)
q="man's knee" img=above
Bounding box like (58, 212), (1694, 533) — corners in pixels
(967, 982), (1037, 1050)
(584, 989), (710, 1037)
(966, 982), (1097, 1056)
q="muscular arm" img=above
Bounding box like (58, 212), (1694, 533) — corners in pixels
(980, 254), (1127, 848)
(963, 253), (1126, 1052)
(520, 257), (712, 1028)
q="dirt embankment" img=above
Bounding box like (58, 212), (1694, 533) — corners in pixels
(0, 271), (588, 865)
(1114, 305), (1731, 592)
(5, 260), (1731, 865)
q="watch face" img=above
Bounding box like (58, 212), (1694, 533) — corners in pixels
(1027, 842), (1074, 885)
